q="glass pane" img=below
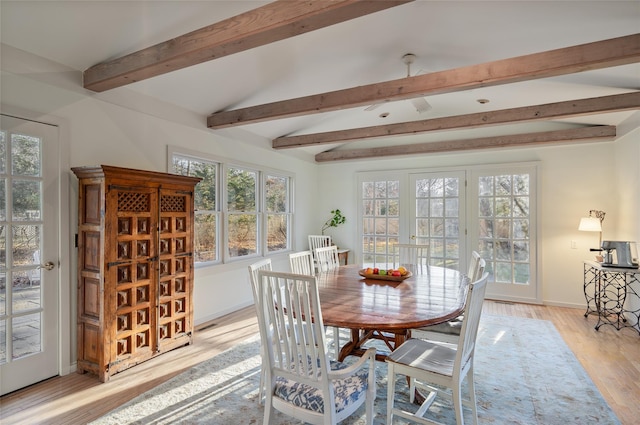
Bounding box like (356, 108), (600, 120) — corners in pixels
(387, 180), (399, 197)
(416, 218), (429, 237)
(0, 271), (5, 315)
(496, 175), (511, 195)
(514, 263), (530, 284)
(495, 262), (513, 283)
(416, 179), (428, 197)
(478, 197), (493, 216)
(514, 241), (530, 261)
(227, 168), (256, 211)
(374, 218), (386, 235)
(430, 199), (444, 217)
(13, 270), (41, 312)
(227, 213), (257, 257)
(445, 198), (458, 217)
(12, 180), (41, 220)
(0, 178), (5, 220)
(267, 214), (288, 252)
(374, 181), (386, 198)
(12, 225), (40, 267)
(0, 130), (6, 173)
(495, 197), (511, 217)
(495, 219), (511, 239)
(362, 218), (373, 235)
(387, 199), (399, 216)
(478, 176), (493, 195)
(514, 174), (529, 195)
(11, 134), (41, 177)
(13, 312), (41, 359)
(444, 177), (459, 196)
(430, 218), (444, 237)
(513, 219), (529, 239)
(479, 218), (493, 238)
(430, 178), (444, 197)
(0, 229), (6, 269)
(0, 319), (5, 364)
(513, 197), (529, 217)
(416, 199), (428, 216)
(363, 200), (373, 216)
(387, 218), (399, 235)
(266, 175), (287, 213)
(445, 218), (459, 238)
(362, 181), (373, 198)
(194, 213), (216, 262)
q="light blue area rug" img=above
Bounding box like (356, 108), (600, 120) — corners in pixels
(91, 315), (620, 424)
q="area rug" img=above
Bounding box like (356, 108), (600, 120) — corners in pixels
(90, 315), (620, 424)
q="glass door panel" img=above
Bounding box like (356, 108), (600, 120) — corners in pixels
(0, 115), (59, 395)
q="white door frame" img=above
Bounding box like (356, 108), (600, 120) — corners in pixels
(0, 108), (72, 394)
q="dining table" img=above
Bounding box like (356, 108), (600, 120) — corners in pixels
(315, 264), (466, 362)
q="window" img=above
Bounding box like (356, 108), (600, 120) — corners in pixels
(170, 148), (292, 265)
(265, 174), (290, 253)
(172, 154), (218, 263)
(227, 166), (258, 258)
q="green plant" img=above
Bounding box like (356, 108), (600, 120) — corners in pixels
(321, 209), (346, 235)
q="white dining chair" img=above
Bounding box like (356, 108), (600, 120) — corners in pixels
(247, 258), (272, 405)
(412, 255), (486, 344)
(386, 272), (489, 425)
(256, 270), (376, 425)
(289, 250), (316, 276)
(393, 243), (430, 275)
(314, 245), (340, 273)
(308, 234), (332, 270)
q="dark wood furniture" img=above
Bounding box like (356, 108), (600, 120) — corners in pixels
(316, 264), (465, 361)
(72, 165), (200, 382)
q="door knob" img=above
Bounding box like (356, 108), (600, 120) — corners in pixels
(39, 261), (55, 271)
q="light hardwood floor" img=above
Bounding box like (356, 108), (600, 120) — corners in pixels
(1, 301), (639, 425)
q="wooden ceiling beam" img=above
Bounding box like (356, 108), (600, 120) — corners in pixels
(208, 33), (640, 129)
(83, 0), (414, 92)
(314, 126), (616, 162)
(273, 92), (640, 148)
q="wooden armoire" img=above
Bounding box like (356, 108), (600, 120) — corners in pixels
(72, 165), (201, 382)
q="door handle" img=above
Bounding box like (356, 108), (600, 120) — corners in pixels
(39, 261), (55, 271)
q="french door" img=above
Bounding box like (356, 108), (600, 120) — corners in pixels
(410, 171), (466, 271)
(358, 165), (539, 303)
(0, 115), (60, 395)
(469, 165), (539, 303)
(359, 171), (467, 271)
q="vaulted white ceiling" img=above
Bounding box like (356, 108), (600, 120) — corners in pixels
(1, 1), (639, 162)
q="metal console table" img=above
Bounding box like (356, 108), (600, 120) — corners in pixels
(583, 260), (640, 335)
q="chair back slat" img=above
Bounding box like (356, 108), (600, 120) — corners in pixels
(467, 251), (483, 280)
(247, 258), (272, 324)
(456, 271), (489, 373)
(314, 245), (340, 272)
(289, 250), (315, 275)
(393, 243), (430, 274)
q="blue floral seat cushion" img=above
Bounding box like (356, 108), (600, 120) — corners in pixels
(274, 360), (369, 414)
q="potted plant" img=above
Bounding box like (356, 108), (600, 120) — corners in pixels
(321, 209), (346, 235)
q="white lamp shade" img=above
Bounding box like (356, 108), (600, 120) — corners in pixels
(578, 217), (602, 232)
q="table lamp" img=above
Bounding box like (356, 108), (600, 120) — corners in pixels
(578, 210), (605, 258)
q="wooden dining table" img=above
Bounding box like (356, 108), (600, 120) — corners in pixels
(315, 264), (466, 362)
